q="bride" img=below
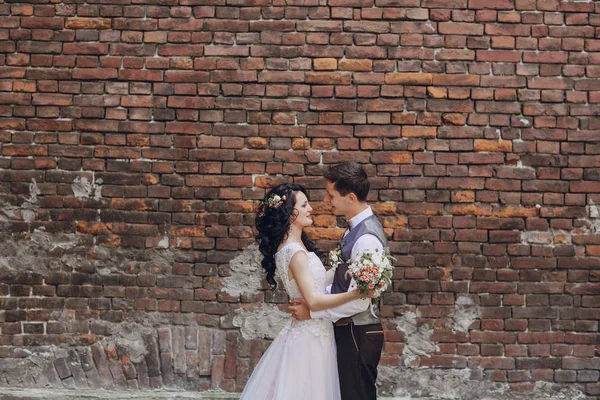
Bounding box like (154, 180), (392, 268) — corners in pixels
(240, 183), (372, 400)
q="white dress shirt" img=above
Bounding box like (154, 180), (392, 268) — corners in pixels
(310, 206), (384, 322)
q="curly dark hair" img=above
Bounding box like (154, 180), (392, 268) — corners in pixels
(255, 183), (316, 288)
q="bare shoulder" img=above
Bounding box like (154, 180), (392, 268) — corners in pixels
(289, 249), (309, 267)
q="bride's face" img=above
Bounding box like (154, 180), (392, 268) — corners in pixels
(291, 191), (314, 229)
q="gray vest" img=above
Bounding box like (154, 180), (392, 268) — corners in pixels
(331, 214), (387, 325)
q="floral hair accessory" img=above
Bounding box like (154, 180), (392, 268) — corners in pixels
(259, 193), (286, 215)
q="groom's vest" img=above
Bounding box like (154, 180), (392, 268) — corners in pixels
(331, 214), (387, 326)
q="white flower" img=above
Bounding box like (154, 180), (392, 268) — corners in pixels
(328, 244), (344, 269)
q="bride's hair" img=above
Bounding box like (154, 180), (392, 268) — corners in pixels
(255, 183), (316, 288)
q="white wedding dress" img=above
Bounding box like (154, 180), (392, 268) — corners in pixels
(240, 242), (341, 400)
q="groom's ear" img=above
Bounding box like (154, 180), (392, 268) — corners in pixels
(346, 192), (358, 203)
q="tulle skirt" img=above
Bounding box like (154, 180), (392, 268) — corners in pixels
(240, 319), (341, 400)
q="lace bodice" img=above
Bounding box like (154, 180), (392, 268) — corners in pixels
(274, 242), (331, 337)
(275, 243), (327, 298)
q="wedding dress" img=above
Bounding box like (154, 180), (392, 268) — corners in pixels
(240, 242), (341, 400)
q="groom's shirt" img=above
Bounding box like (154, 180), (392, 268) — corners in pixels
(310, 206), (384, 322)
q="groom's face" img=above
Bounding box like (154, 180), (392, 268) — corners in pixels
(324, 180), (349, 217)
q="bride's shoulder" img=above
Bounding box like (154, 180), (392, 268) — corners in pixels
(276, 241), (307, 254)
(276, 243), (311, 266)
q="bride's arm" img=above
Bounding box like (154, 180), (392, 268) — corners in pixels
(289, 251), (361, 312)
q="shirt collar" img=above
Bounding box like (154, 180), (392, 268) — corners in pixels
(348, 206), (373, 231)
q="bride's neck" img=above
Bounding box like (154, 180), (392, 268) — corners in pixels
(284, 225), (303, 244)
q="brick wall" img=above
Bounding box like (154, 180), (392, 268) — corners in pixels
(0, 0), (599, 397)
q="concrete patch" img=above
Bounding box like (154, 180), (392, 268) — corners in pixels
(30, 228), (79, 252)
(0, 388), (441, 400)
(0, 388), (240, 400)
(21, 179), (40, 223)
(0, 346), (70, 388)
(0, 231), (57, 276)
(393, 311), (439, 366)
(232, 303), (289, 340)
(452, 296), (479, 333)
(72, 176), (102, 201)
(104, 323), (155, 364)
(221, 244), (263, 298)
(0, 199), (20, 222)
(0, 179), (40, 223)
(377, 367), (588, 400)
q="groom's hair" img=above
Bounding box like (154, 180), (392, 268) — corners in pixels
(324, 162), (369, 202)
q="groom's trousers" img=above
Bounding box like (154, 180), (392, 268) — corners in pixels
(334, 320), (384, 400)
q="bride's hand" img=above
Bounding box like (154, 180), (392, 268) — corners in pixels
(351, 288), (376, 299)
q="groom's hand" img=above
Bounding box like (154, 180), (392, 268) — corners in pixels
(289, 298), (311, 320)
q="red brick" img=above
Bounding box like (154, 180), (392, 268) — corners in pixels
(338, 59), (373, 71)
(439, 22), (483, 35)
(433, 74), (480, 87)
(385, 73), (432, 85)
(72, 68), (118, 80)
(305, 72), (352, 85)
(403, 127), (437, 138)
(524, 52), (569, 64)
(63, 43), (109, 55)
(65, 18), (111, 29)
(32, 94), (72, 106)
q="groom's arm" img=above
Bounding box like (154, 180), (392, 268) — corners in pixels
(309, 234), (384, 322)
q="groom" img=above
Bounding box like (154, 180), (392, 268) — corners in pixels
(289, 162), (386, 400)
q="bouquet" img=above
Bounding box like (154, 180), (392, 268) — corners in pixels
(346, 248), (394, 315)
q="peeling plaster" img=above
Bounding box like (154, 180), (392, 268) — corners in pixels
(72, 175), (103, 201)
(0, 229), (66, 275)
(0, 179), (40, 223)
(520, 231), (555, 245)
(0, 346), (63, 387)
(232, 304), (289, 340)
(0, 388), (242, 399)
(377, 367), (588, 400)
(583, 199), (600, 233)
(393, 311), (439, 366)
(222, 244), (264, 298)
(0, 199), (21, 222)
(103, 322), (154, 363)
(30, 228), (79, 252)
(0, 229), (181, 284)
(0, 322), (158, 388)
(157, 234), (169, 249)
(452, 296), (479, 333)
(21, 179), (41, 223)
